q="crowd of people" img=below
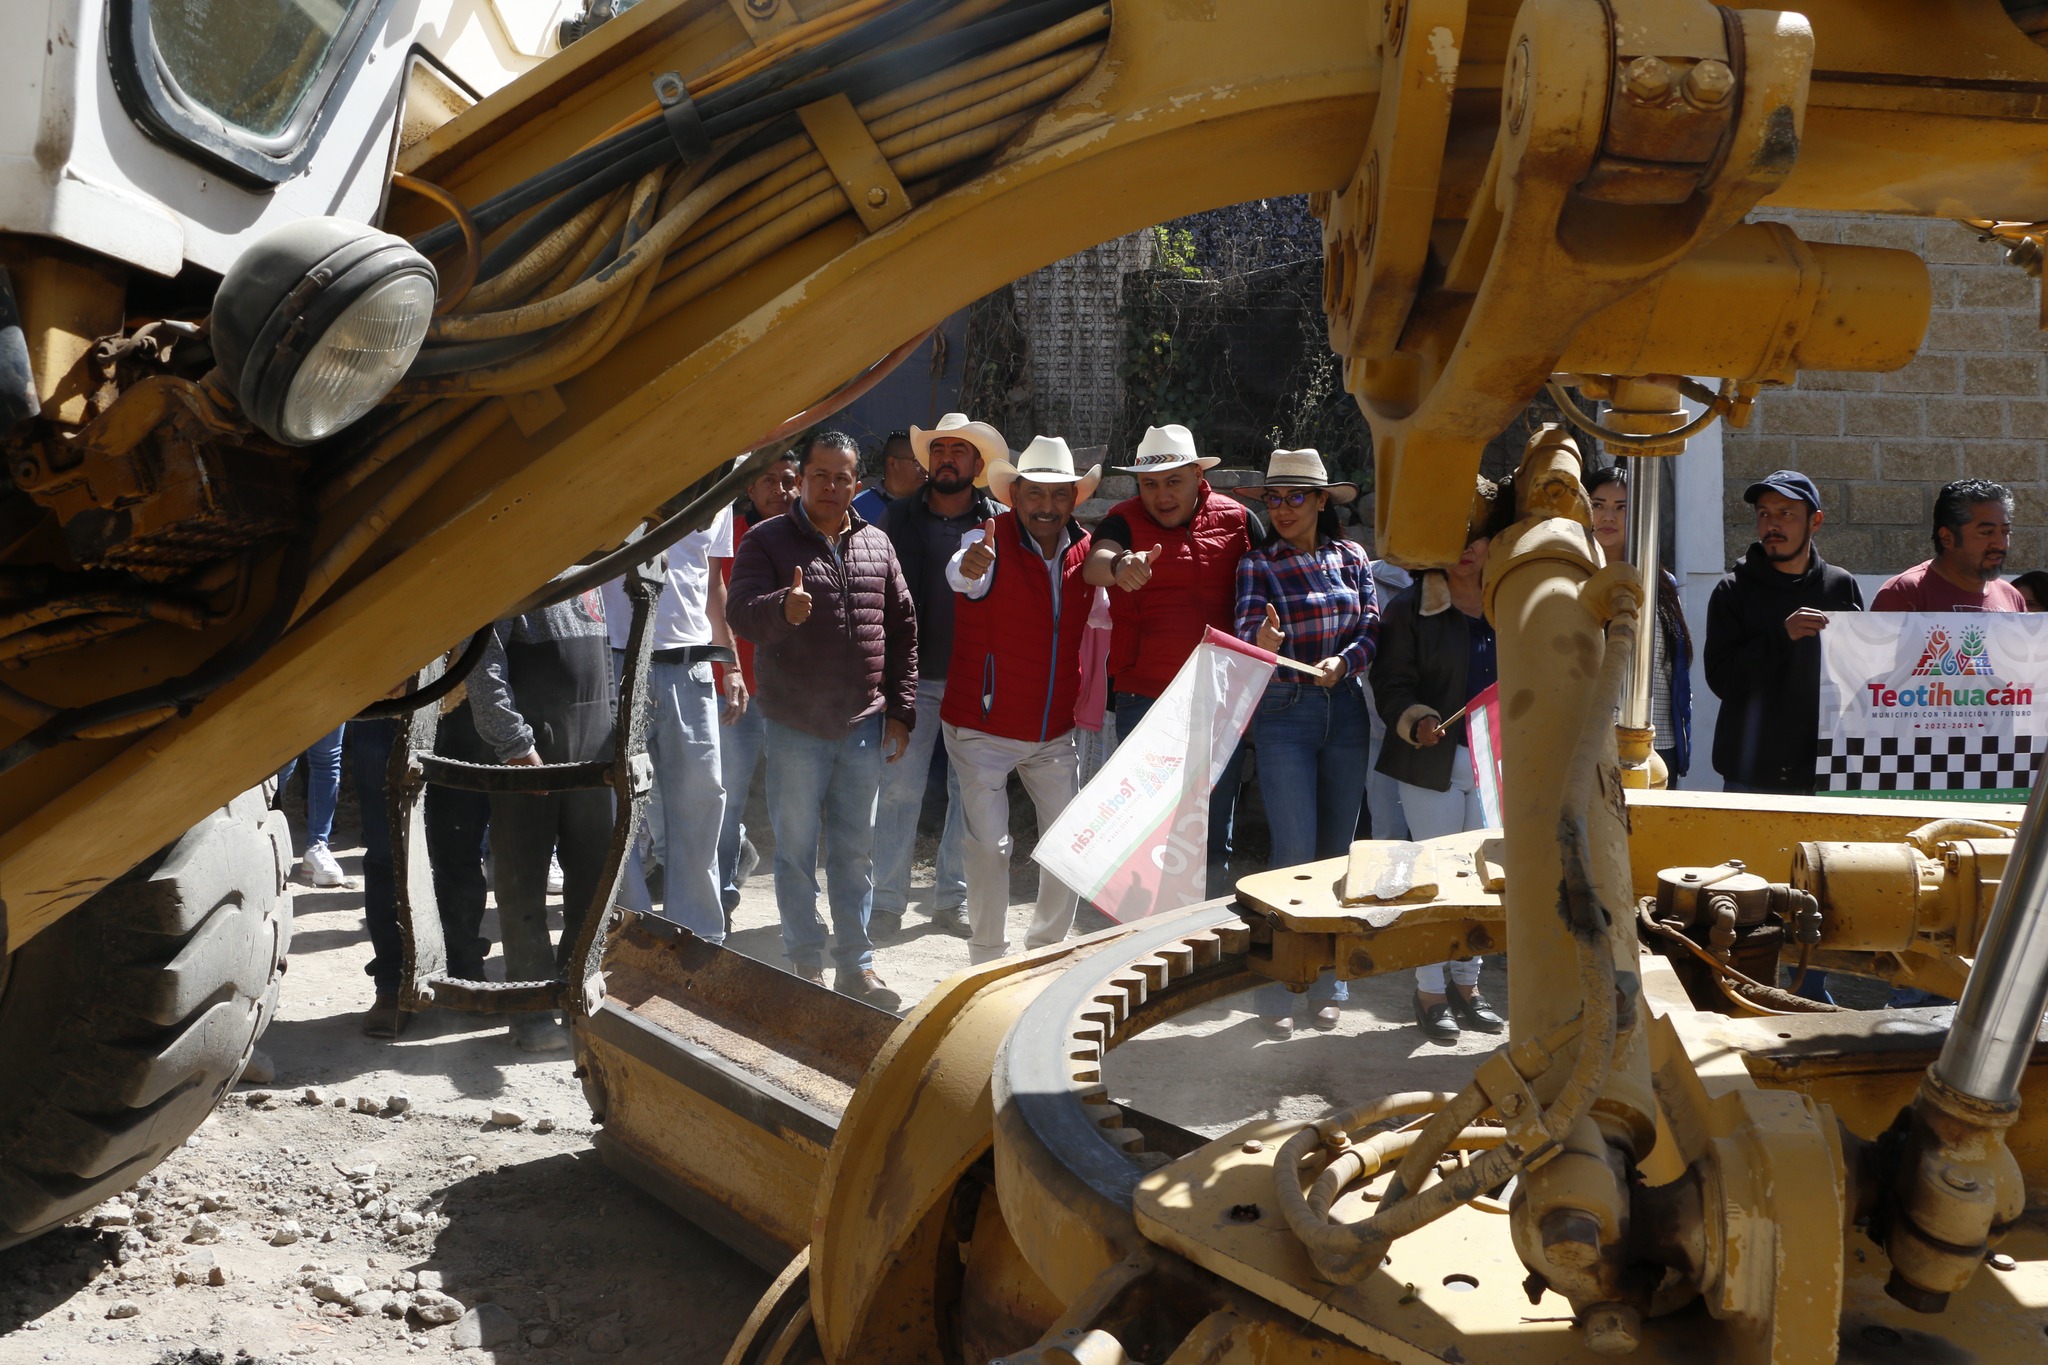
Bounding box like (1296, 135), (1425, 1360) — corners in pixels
(272, 411), (2035, 1049)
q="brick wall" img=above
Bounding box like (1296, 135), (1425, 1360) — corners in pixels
(1724, 212), (2048, 576)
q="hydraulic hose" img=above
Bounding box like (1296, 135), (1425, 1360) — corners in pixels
(1272, 582), (1643, 1284)
(0, 541), (313, 779)
(351, 624), (494, 721)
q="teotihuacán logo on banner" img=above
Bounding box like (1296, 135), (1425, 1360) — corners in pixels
(1866, 623), (2033, 714)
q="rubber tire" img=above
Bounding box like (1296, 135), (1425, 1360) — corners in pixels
(0, 787), (293, 1249)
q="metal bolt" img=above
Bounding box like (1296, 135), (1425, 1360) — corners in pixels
(1622, 55), (1673, 104)
(1242, 1138), (1265, 1154)
(865, 186), (889, 208)
(1583, 1302), (1642, 1355)
(745, 0), (779, 16)
(1504, 37), (1530, 134)
(1683, 58), (1735, 109)
(1941, 1167), (1980, 1193)
(1540, 1208), (1604, 1270)
(1990, 1251), (2018, 1271)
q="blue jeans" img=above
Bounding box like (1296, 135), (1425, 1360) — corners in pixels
(765, 714), (884, 973)
(1114, 690), (1247, 888)
(1252, 679), (1367, 1015)
(872, 678), (965, 918)
(717, 704), (767, 913)
(278, 724), (346, 849)
(643, 659), (726, 942)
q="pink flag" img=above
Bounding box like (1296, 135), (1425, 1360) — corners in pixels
(1466, 683), (1504, 828)
(1036, 628), (1275, 920)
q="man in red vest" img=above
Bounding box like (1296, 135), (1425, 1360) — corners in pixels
(1083, 423), (1262, 887)
(943, 437), (1101, 963)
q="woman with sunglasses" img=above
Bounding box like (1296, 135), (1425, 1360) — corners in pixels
(1232, 449), (1378, 1035)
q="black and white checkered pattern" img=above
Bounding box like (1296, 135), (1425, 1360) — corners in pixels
(1817, 733), (2042, 793)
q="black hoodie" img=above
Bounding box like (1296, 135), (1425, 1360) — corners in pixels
(1703, 542), (1864, 792)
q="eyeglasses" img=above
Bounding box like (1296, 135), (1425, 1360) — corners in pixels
(1261, 491), (1314, 509)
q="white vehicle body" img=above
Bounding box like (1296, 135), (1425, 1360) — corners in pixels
(0, 0), (572, 277)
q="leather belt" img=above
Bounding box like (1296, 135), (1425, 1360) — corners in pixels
(647, 644), (737, 666)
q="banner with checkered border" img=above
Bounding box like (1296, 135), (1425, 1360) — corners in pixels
(1816, 611), (2048, 802)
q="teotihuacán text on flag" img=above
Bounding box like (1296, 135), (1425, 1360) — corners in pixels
(1816, 611), (2048, 801)
(1035, 628), (1275, 921)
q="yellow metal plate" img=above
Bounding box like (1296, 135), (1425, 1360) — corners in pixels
(1134, 1116), (2048, 1364)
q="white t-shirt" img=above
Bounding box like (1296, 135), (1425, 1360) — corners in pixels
(603, 505), (735, 650)
(653, 504), (734, 649)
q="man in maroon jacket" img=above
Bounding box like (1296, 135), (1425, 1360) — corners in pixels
(726, 431), (917, 1009)
(944, 437), (1100, 963)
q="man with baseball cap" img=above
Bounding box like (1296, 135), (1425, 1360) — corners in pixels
(942, 436), (1101, 962)
(871, 412), (1006, 937)
(1083, 422), (1264, 886)
(1704, 469), (1865, 795)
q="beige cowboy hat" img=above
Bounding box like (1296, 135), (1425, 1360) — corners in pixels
(987, 435), (1102, 507)
(1235, 447), (1358, 505)
(909, 412), (1004, 487)
(1112, 422), (1220, 474)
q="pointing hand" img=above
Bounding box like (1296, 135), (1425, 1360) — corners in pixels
(961, 519), (998, 581)
(1256, 602), (1284, 653)
(785, 566), (812, 625)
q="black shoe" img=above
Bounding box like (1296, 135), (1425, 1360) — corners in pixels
(1447, 989), (1505, 1034)
(360, 994), (407, 1039)
(835, 968), (902, 1013)
(869, 911), (904, 941)
(1414, 992), (1460, 1043)
(932, 902), (970, 937)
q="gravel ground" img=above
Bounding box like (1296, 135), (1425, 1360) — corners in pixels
(0, 761), (1502, 1364)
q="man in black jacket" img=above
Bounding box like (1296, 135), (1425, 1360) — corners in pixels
(1704, 469), (1865, 795)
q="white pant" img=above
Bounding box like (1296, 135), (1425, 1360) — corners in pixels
(943, 723), (1082, 965)
(1399, 746), (1488, 994)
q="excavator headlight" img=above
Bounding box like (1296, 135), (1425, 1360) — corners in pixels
(209, 217), (436, 446)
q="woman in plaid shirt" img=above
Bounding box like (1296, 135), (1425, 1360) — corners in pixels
(1231, 449), (1379, 1035)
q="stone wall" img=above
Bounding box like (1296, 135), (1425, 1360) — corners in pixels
(1724, 212), (2048, 575)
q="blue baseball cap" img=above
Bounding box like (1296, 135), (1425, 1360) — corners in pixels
(1743, 469), (1822, 512)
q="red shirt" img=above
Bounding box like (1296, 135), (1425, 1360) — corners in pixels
(1871, 560), (2026, 613)
(722, 511), (757, 691)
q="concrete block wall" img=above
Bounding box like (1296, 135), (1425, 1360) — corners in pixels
(1723, 211), (2048, 575)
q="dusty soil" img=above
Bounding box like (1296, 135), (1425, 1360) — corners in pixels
(0, 767), (1502, 1365)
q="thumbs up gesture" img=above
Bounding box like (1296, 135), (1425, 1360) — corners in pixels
(1113, 544), (1159, 592)
(1256, 602), (1285, 653)
(784, 565), (813, 625)
(960, 519), (998, 581)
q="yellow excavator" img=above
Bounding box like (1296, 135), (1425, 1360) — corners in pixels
(1, 1), (2046, 1360)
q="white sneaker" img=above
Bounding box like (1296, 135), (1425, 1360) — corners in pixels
(547, 854), (565, 896)
(302, 842), (346, 887)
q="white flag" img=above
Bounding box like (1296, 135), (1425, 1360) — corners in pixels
(1035, 628), (1274, 920)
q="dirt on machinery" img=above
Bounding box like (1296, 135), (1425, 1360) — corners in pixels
(0, 781), (1499, 1365)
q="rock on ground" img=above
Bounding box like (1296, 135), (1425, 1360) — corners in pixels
(454, 1303), (518, 1348)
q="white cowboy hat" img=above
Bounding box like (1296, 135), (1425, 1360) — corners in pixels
(987, 435), (1102, 507)
(1112, 423), (1220, 474)
(909, 412), (1004, 487)
(1234, 447), (1358, 505)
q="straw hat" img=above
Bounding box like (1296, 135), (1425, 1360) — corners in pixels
(1235, 448), (1357, 505)
(1112, 423), (1220, 473)
(987, 435), (1102, 507)
(908, 412), (1004, 487)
